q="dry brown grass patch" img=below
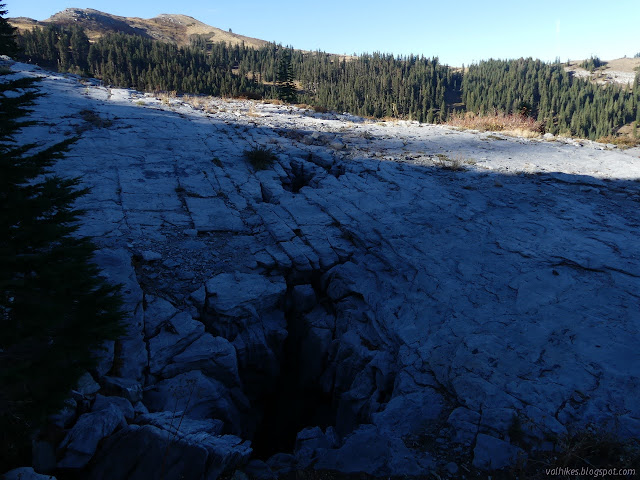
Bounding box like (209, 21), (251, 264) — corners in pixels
(182, 95), (207, 110)
(234, 91), (262, 100)
(596, 135), (640, 149)
(447, 111), (543, 138)
(76, 109), (113, 132)
(247, 105), (260, 117)
(433, 153), (468, 171)
(156, 90), (177, 105)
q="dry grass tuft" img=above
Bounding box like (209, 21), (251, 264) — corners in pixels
(156, 90), (177, 105)
(247, 105), (260, 117)
(244, 146), (277, 170)
(296, 104), (328, 114)
(433, 153), (467, 171)
(183, 95), (207, 110)
(235, 91), (262, 100)
(596, 135), (640, 149)
(512, 428), (640, 480)
(447, 111), (543, 138)
(76, 109), (113, 132)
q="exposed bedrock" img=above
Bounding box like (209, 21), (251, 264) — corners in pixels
(11, 63), (640, 478)
(54, 195), (640, 478)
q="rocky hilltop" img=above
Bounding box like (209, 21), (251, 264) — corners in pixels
(9, 8), (270, 48)
(4, 60), (640, 479)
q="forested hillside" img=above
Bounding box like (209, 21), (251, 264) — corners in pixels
(16, 24), (640, 140)
(15, 25), (460, 123)
(462, 58), (640, 139)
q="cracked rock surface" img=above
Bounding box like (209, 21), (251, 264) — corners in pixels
(8, 61), (640, 478)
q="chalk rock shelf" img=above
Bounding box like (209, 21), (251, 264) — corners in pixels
(7, 61), (640, 479)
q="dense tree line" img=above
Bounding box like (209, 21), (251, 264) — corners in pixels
(462, 58), (640, 139)
(294, 51), (457, 121)
(16, 25), (456, 122)
(16, 25), (640, 139)
(18, 27), (269, 97)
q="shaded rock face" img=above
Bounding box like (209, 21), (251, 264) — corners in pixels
(8, 62), (640, 479)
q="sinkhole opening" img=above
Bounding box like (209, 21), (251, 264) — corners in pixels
(250, 338), (336, 459)
(250, 276), (339, 460)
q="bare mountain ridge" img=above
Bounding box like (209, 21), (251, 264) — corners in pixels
(9, 7), (271, 49)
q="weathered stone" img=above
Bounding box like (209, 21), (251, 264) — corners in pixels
(185, 197), (245, 233)
(243, 460), (276, 480)
(92, 394), (135, 421)
(161, 334), (240, 387)
(148, 312), (204, 375)
(0, 467), (56, 480)
(373, 391), (444, 437)
(141, 250), (162, 262)
(49, 398), (77, 429)
(472, 434), (525, 470)
(290, 284), (316, 313)
(444, 462), (459, 474)
(143, 295), (179, 338)
(136, 411), (224, 436)
(101, 376), (143, 403)
(189, 285), (206, 311)
(92, 340), (115, 378)
(58, 404), (125, 469)
(314, 425), (433, 476)
(87, 424), (250, 480)
(74, 372), (100, 396)
(93, 249), (146, 381)
(448, 407), (480, 446)
(297, 307), (335, 386)
(294, 426), (337, 468)
(232, 311), (288, 381)
(265, 453), (296, 476)
(143, 371), (246, 431)
(205, 272), (286, 319)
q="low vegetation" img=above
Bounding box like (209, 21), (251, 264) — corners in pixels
(244, 146), (277, 170)
(77, 108), (113, 131)
(596, 135), (640, 149)
(446, 110), (543, 137)
(579, 56), (605, 72)
(513, 428), (640, 480)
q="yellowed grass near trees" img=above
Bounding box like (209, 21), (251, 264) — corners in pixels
(446, 111), (543, 138)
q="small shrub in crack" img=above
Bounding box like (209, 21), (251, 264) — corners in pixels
(75, 109), (113, 133)
(245, 146), (277, 171)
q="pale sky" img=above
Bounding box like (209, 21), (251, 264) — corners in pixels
(7, 0), (640, 66)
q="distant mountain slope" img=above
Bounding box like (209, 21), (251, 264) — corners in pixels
(9, 8), (270, 48)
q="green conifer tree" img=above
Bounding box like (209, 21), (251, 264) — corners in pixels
(0, 45), (124, 470)
(276, 49), (297, 103)
(0, 3), (18, 58)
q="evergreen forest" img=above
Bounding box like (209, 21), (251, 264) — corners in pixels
(16, 24), (640, 141)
